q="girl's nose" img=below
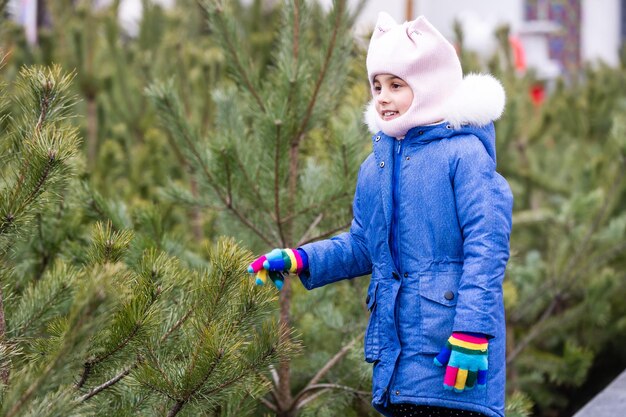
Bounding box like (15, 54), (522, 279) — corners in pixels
(376, 89), (390, 103)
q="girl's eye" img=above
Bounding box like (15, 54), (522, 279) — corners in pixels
(373, 85), (381, 93)
(392, 83), (402, 89)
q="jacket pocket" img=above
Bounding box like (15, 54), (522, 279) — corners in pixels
(419, 271), (459, 354)
(364, 281), (381, 363)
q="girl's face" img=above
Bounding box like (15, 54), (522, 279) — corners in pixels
(372, 74), (414, 121)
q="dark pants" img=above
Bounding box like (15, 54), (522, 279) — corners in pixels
(389, 403), (487, 417)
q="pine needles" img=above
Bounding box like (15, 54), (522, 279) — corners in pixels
(0, 65), (297, 416)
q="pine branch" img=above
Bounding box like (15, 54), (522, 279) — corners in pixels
(6, 344), (69, 417)
(183, 348), (224, 400)
(1, 127), (79, 259)
(255, 372), (280, 409)
(291, 0), (345, 146)
(218, 324), (294, 412)
(17, 150), (54, 207)
(76, 363), (138, 402)
(279, 191), (350, 224)
(221, 186), (275, 246)
(201, 1), (266, 113)
(78, 278), (158, 390)
(511, 208), (555, 226)
(19, 66), (77, 132)
(510, 267), (563, 323)
(34, 213), (52, 281)
(166, 400), (186, 417)
(11, 272), (73, 339)
(6, 291), (98, 417)
(76, 322), (139, 389)
(277, 287), (293, 409)
(274, 121), (286, 246)
(0, 213), (14, 237)
(0, 284), (8, 384)
(297, 221), (351, 247)
(3, 144), (62, 238)
(573, 240), (626, 281)
(222, 150), (233, 207)
(35, 79), (53, 133)
(82, 184), (132, 231)
(92, 324), (141, 364)
(293, 333), (361, 409)
(159, 308), (193, 343)
(148, 84), (274, 246)
(12, 66), (77, 190)
(203, 348), (274, 397)
(134, 347), (182, 404)
(296, 384), (370, 410)
(189, 177), (203, 242)
(269, 364), (280, 387)
(296, 213), (323, 247)
(506, 296), (560, 365)
(259, 395), (277, 412)
(501, 166), (571, 196)
(510, 156), (626, 334)
(308, 333), (361, 387)
(559, 156), (626, 283)
(295, 387), (329, 410)
(230, 151), (271, 216)
(144, 380), (177, 401)
(78, 304), (196, 402)
(285, 141), (300, 246)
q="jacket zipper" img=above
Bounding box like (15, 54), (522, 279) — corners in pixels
(387, 139), (404, 398)
(393, 139), (403, 273)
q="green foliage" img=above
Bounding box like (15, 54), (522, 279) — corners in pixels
(161, 0), (366, 250)
(505, 391), (534, 417)
(0, 65), (80, 255)
(1, 2), (624, 416)
(456, 24), (626, 415)
(150, 1), (373, 415)
(0, 58), (297, 416)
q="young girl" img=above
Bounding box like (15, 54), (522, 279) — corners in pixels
(248, 12), (512, 417)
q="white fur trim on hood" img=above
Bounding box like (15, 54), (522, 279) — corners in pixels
(364, 73), (506, 134)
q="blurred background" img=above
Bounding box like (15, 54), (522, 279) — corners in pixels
(9, 0), (626, 68)
(1, 1), (625, 417)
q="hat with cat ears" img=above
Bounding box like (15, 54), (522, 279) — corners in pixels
(365, 13), (503, 137)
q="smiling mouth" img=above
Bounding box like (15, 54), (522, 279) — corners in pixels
(381, 110), (399, 120)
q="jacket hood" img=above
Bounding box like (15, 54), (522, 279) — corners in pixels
(364, 73), (506, 135)
(397, 122), (499, 165)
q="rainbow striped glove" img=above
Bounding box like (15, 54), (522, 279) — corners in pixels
(434, 332), (488, 392)
(247, 248), (308, 291)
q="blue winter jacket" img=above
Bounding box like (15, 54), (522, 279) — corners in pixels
(299, 122), (513, 417)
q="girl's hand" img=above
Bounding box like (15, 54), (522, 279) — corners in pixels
(434, 332), (489, 392)
(247, 248), (308, 290)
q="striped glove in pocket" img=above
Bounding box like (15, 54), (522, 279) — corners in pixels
(434, 332), (488, 392)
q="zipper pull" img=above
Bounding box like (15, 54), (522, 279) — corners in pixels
(397, 140), (402, 154)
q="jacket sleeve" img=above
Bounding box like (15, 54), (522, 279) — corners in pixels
(298, 167), (372, 290)
(451, 136), (513, 338)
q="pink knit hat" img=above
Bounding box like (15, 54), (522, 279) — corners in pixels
(366, 13), (463, 137)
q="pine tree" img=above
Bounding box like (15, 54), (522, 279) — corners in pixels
(1, 0), (228, 245)
(460, 25), (626, 415)
(4, 2), (625, 416)
(149, 1), (374, 415)
(0, 63), (299, 416)
(0, 62), (82, 413)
